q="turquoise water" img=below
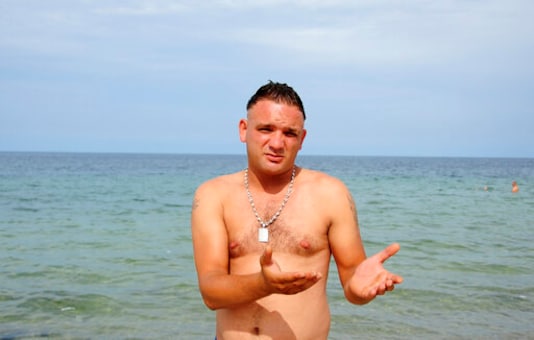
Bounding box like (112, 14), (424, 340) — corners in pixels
(1, 152), (533, 339)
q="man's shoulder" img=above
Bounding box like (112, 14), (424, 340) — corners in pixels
(300, 168), (345, 185)
(195, 171), (243, 194)
(299, 168), (349, 195)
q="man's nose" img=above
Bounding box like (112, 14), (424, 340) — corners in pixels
(269, 132), (284, 150)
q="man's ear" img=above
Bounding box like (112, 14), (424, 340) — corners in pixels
(239, 119), (247, 143)
(299, 129), (307, 150)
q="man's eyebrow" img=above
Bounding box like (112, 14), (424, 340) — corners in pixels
(285, 127), (299, 134)
(254, 123), (299, 134)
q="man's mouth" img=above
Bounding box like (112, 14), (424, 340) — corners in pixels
(265, 153), (283, 162)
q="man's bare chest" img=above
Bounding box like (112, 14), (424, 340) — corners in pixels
(224, 198), (330, 259)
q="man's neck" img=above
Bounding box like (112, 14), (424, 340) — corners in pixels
(246, 166), (295, 195)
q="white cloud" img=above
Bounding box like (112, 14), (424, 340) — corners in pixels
(92, 1), (191, 16)
(219, 0), (534, 70)
(3, 0), (532, 72)
(1, 0), (532, 156)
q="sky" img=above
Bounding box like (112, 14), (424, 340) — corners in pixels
(1, 0), (533, 157)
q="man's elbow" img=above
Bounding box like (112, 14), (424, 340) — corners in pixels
(202, 297), (219, 311)
(200, 289), (225, 310)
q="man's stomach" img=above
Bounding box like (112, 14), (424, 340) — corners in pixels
(216, 283), (330, 340)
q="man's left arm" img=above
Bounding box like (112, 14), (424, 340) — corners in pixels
(327, 179), (403, 305)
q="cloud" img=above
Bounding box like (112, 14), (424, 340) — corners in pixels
(92, 1), (191, 16)
(3, 0), (532, 74)
(221, 1), (534, 72)
(1, 0), (532, 156)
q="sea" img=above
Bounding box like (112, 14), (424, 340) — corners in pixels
(0, 152), (533, 340)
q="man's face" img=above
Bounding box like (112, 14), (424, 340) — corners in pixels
(239, 99), (306, 174)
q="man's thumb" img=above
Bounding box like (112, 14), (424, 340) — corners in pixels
(379, 243), (400, 263)
(260, 245), (273, 266)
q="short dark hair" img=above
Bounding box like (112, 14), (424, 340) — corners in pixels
(246, 81), (306, 120)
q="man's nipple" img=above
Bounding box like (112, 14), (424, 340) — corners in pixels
(299, 240), (310, 250)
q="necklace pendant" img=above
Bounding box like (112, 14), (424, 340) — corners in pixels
(258, 228), (269, 243)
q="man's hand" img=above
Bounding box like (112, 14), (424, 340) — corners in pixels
(347, 243), (403, 304)
(260, 245), (322, 295)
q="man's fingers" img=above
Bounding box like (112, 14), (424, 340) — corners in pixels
(391, 273), (403, 284)
(377, 242), (400, 263)
(260, 247), (323, 295)
(271, 272), (322, 294)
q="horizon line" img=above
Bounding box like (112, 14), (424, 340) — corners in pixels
(1, 149), (532, 160)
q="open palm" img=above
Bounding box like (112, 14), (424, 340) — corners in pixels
(349, 243), (403, 302)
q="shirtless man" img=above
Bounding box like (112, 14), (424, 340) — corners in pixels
(191, 81), (403, 339)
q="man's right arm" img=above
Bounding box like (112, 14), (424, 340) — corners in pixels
(191, 179), (270, 310)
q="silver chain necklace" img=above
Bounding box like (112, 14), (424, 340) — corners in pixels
(244, 167), (296, 242)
